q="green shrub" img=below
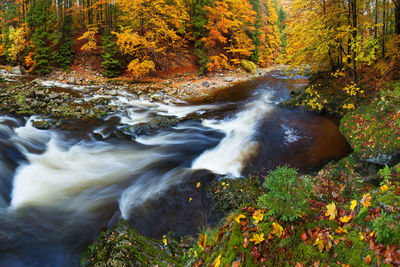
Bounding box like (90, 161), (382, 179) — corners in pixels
(258, 166), (312, 222)
(241, 59), (257, 74)
(373, 212), (400, 245)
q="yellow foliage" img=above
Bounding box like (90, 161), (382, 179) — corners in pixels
(234, 214), (246, 224)
(339, 215), (351, 223)
(202, 0), (257, 70)
(380, 184), (389, 193)
(7, 26), (26, 63)
(325, 202), (336, 220)
(127, 59), (155, 79)
(361, 193), (372, 208)
(271, 222), (283, 237)
(313, 232), (333, 252)
(252, 210), (264, 224)
(350, 200), (357, 211)
(114, 0), (189, 77)
(213, 255), (221, 267)
(78, 26), (99, 53)
(249, 233), (265, 244)
(207, 54), (229, 72)
(197, 233), (207, 250)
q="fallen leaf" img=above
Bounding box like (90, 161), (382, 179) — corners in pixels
(365, 255), (371, 264)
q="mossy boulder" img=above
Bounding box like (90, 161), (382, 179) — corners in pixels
(340, 81), (400, 166)
(81, 220), (191, 266)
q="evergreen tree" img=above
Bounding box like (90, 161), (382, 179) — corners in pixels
(26, 0), (59, 75)
(276, 4), (287, 53)
(58, 14), (75, 70)
(101, 31), (123, 78)
(191, 0), (212, 74)
(249, 0), (262, 64)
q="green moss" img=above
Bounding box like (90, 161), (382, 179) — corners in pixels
(334, 231), (373, 266)
(81, 220), (189, 266)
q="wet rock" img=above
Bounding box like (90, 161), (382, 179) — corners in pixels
(32, 120), (52, 129)
(167, 88), (177, 96)
(11, 66), (22, 75)
(67, 77), (76, 84)
(224, 77), (235, 82)
(49, 93), (60, 100)
(202, 81), (210, 87)
(139, 94), (149, 101)
(150, 94), (164, 102)
(256, 68), (263, 76)
(35, 91), (46, 98)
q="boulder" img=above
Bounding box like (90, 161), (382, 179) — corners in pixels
(202, 81), (210, 87)
(224, 77), (235, 82)
(11, 66), (23, 75)
(67, 77), (76, 84)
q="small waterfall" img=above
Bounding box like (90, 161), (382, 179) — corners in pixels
(191, 92), (275, 177)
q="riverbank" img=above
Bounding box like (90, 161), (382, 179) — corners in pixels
(1, 64), (282, 102)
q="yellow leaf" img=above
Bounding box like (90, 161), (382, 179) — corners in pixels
(380, 184), (389, 193)
(350, 200), (357, 211)
(213, 255), (221, 267)
(359, 231), (366, 241)
(234, 214), (246, 224)
(253, 210), (264, 224)
(340, 215), (351, 223)
(271, 222), (283, 238)
(249, 233), (265, 244)
(197, 233), (207, 250)
(325, 202), (337, 220)
(336, 227), (348, 234)
(361, 193), (372, 208)
(196, 182), (201, 188)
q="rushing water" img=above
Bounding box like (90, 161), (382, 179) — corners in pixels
(0, 72), (350, 266)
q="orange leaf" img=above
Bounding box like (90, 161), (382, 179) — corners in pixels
(301, 232), (307, 241)
(365, 255), (371, 264)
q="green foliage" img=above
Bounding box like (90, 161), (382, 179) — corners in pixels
(58, 15), (75, 70)
(241, 59), (257, 73)
(277, 4), (287, 52)
(191, 0), (211, 74)
(248, 0), (262, 63)
(258, 166), (312, 222)
(378, 165), (392, 184)
(26, 0), (59, 75)
(101, 31), (123, 78)
(373, 212), (400, 245)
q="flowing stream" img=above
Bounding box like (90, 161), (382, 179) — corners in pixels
(0, 72), (350, 266)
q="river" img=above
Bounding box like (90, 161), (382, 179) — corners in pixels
(0, 71), (350, 266)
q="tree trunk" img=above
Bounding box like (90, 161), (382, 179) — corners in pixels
(352, 0), (357, 83)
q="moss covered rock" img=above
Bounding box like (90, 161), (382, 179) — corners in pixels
(340, 81), (400, 166)
(81, 220), (192, 266)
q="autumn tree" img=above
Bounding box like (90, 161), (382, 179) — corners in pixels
(6, 25), (27, 65)
(113, 0), (190, 78)
(202, 0), (257, 71)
